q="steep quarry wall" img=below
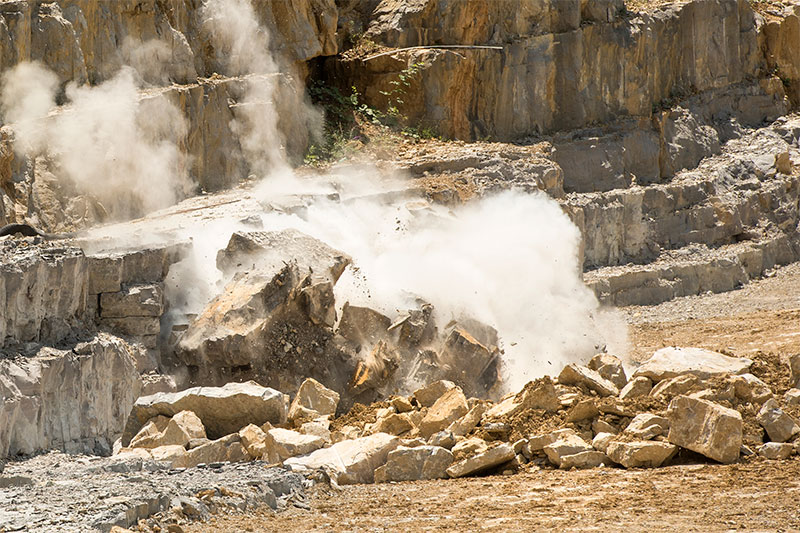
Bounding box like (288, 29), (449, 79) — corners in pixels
(334, 0), (797, 140)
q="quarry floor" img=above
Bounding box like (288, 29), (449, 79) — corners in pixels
(186, 262), (800, 532)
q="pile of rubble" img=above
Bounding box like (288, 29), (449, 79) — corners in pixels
(113, 345), (800, 493)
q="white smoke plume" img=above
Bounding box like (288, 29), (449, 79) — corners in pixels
(201, 0), (289, 177)
(0, 62), (188, 220)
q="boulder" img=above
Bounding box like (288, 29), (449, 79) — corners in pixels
(446, 443), (515, 478)
(413, 380), (457, 408)
(172, 434), (251, 468)
(632, 347), (752, 382)
(299, 419), (332, 444)
(238, 424), (269, 459)
(624, 414), (669, 440)
(418, 387), (469, 438)
(428, 430), (456, 449)
(337, 303), (391, 346)
(650, 374), (701, 400)
(558, 364), (619, 397)
(789, 353), (800, 387)
(483, 377), (561, 418)
(592, 419), (618, 435)
(129, 416), (171, 448)
(667, 396), (742, 463)
(619, 376), (652, 400)
(587, 353), (627, 389)
(558, 451), (609, 470)
(284, 433), (401, 484)
(374, 445), (454, 482)
(730, 374), (773, 404)
(121, 381), (287, 445)
(757, 399), (800, 443)
(438, 322), (501, 397)
(606, 441), (678, 468)
(264, 428), (326, 463)
(543, 433), (593, 467)
(288, 378), (340, 422)
(757, 442), (793, 460)
(130, 411), (206, 449)
(527, 429), (579, 454)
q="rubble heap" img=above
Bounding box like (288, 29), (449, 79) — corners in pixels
(114, 344), (800, 496)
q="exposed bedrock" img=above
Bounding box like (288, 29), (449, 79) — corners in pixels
(333, 0), (788, 140)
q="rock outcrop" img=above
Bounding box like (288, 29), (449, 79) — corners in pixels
(0, 333), (142, 458)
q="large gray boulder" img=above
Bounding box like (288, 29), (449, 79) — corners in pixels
(633, 347), (752, 382)
(121, 381), (286, 445)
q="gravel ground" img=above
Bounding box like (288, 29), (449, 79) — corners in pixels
(0, 452), (304, 532)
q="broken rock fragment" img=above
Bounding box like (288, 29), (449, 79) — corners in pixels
(587, 353), (628, 389)
(606, 441), (678, 468)
(619, 376), (652, 400)
(484, 376), (561, 418)
(414, 380), (457, 408)
(264, 428), (326, 463)
(623, 414), (669, 440)
(446, 443), (515, 478)
(543, 431), (593, 467)
(288, 378), (340, 422)
(757, 399), (800, 443)
(419, 387), (469, 438)
(284, 432), (401, 485)
(558, 363), (619, 397)
(667, 395), (742, 463)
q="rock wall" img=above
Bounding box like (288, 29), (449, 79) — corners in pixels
(0, 333), (143, 458)
(332, 0), (784, 140)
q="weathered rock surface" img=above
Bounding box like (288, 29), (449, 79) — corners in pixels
(606, 440), (678, 468)
(757, 442), (794, 460)
(650, 374), (702, 400)
(757, 399), (800, 443)
(731, 374), (773, 404)
(0, 334), (142, 458)
(121, 381), (287, 446)
(284, 432), (400, 485)
(374, 445), (454, 482)
(543, 432), (594, 467)
(413, 380), (457, 408)
(667, 396), (742, 463)
(633, 347), (752, 382)
(484, 377), (561, 418)
(558, 450), (609, 470)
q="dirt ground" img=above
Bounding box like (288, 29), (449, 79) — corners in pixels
(186, 263), (800, 533)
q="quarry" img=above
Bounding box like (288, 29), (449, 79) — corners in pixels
(1, 0), (800, 531)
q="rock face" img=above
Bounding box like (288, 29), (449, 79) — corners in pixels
(121, 381), (287, 445)
(177, 229), (354, 394)
(337, 0), (767, 140)
(0, 334), (142, 458)
(667, 395), (742, 464)
(633, 347), (752, 382)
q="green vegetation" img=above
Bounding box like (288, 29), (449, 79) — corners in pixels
(305, 62), (438, 166)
